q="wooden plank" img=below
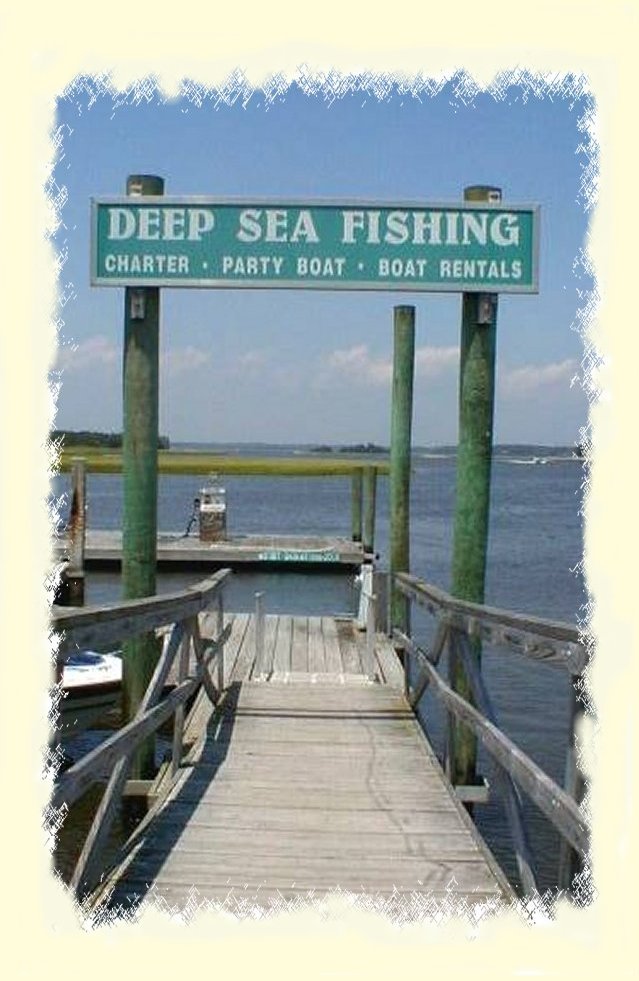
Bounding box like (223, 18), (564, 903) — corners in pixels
(374, 636), (405, 689)
(251, 614), (279, 680)
(107, 883), (503, 910)
(155, 802), (476, 836)
(336, 620), (362, 675)
(229, 615), (257, 683)
(307, 616), (326, 674)
(128, 835), (485, 869)
(291, 617), (309, 673)
(322, 618), (342, 675)
(105, 852), (503, 892)
(169, 783), (463, 812)
(220, 613), (249, 682)
(272, 616), (292, 675)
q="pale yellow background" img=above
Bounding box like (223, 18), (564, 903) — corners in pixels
(0, 1), (635, 976)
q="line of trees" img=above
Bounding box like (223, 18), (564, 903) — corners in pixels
(53, 429), (170, 450)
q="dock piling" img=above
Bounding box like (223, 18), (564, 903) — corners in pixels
(121, 173), (165, 780)
(449, 184), (501, 790)
(362, 466), (377, 556)
(389, 305), (415, 637)
(351, 469), (363, 543)
(254, 591), (265, 671)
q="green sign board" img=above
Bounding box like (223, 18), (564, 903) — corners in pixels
(91, 197), (539, 293)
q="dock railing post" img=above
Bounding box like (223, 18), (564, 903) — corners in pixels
(216, 592), (225, 691)
(255, 591), (265, 674)
(389, 305), (415, 640)
(449, 184), (501, 792)
(121, 173), (164, 781)
(351, 469), (363, 543)
(63, 456), (87, 606)
(365, 590), (377, 680)
(362, 466), (377, 557)
(557, 671), (586, 890)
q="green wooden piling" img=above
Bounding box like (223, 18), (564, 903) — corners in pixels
(449, 184), (501, 790)
(121, 173), (164, 780)
(351, 470), (363, 542)
(362, 466), (377, 556)
(389, 306), (415, 635)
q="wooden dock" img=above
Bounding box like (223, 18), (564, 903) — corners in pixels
(53, 574), (586, 914)
(165, 612), (402, 687)
(91, 612), (512, 914)
(55, 531), (365, 570)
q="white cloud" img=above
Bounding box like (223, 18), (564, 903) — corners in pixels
(161, 346), (211, 375)
(54, 335), (118, 372)
(415, 345), (459, 376)
(324, 343), (459, 387)
(500, 358), (579, 398)
(236, 350), (269, 371)
(327, 345), (391, 385)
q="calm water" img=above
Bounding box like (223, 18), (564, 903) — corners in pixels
(52, 445), (587, 895)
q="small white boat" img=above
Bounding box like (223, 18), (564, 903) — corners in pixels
(56, 650), (122, 740)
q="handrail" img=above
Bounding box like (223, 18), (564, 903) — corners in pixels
(50, 570), (231, 899)
(392, 572), (588, 896)
(395, 572), (587, 674)
(52, 569), (230, 657)
(394, 628), (588, 858)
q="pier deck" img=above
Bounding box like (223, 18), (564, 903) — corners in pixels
(56, 531), (365, 570)
(165, 612), (404, 687)
(97, 615), (512, 914)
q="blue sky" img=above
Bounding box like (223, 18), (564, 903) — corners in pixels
(52, 79), (591, 445)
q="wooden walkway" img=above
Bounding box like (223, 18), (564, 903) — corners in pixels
(95, 615), (512, 914)
(168, 612), (405, 686)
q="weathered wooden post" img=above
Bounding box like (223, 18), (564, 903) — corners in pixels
(351, 469), (363, 543)
(557, 674), (586, 890)
(449, 185), (501, 791)
(121, 174), (164, 780)
(60, 457), (87, 606)
(362, 466), (377, 556)
(389, 305), (415, 636)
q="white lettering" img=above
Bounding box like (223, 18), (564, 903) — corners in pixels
(103, 253), (189, 275)
(445, 213), (459, 245)
(342, 210), (366, 244)
(491, 213), (520, 247)
(291, 210), (319, 243)
(379, 257), (428, 278)
(138, 209), (161, 240)
(221, 255), (286, 277)
(297, 256), (346, 277)
(162, 208), (186, 240)
(108, 208), (135, 240)
(187, 208), (215, 241)
(384, 211), (409, 245)
(461, 212), (488, 245)
(266, 210), (288, 243)
(412, 211), (442, 245)
(237, 209), (262, 243)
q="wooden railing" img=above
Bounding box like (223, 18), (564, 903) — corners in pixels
(50, 569), (231, 899)
(392, 572), (588, 897)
